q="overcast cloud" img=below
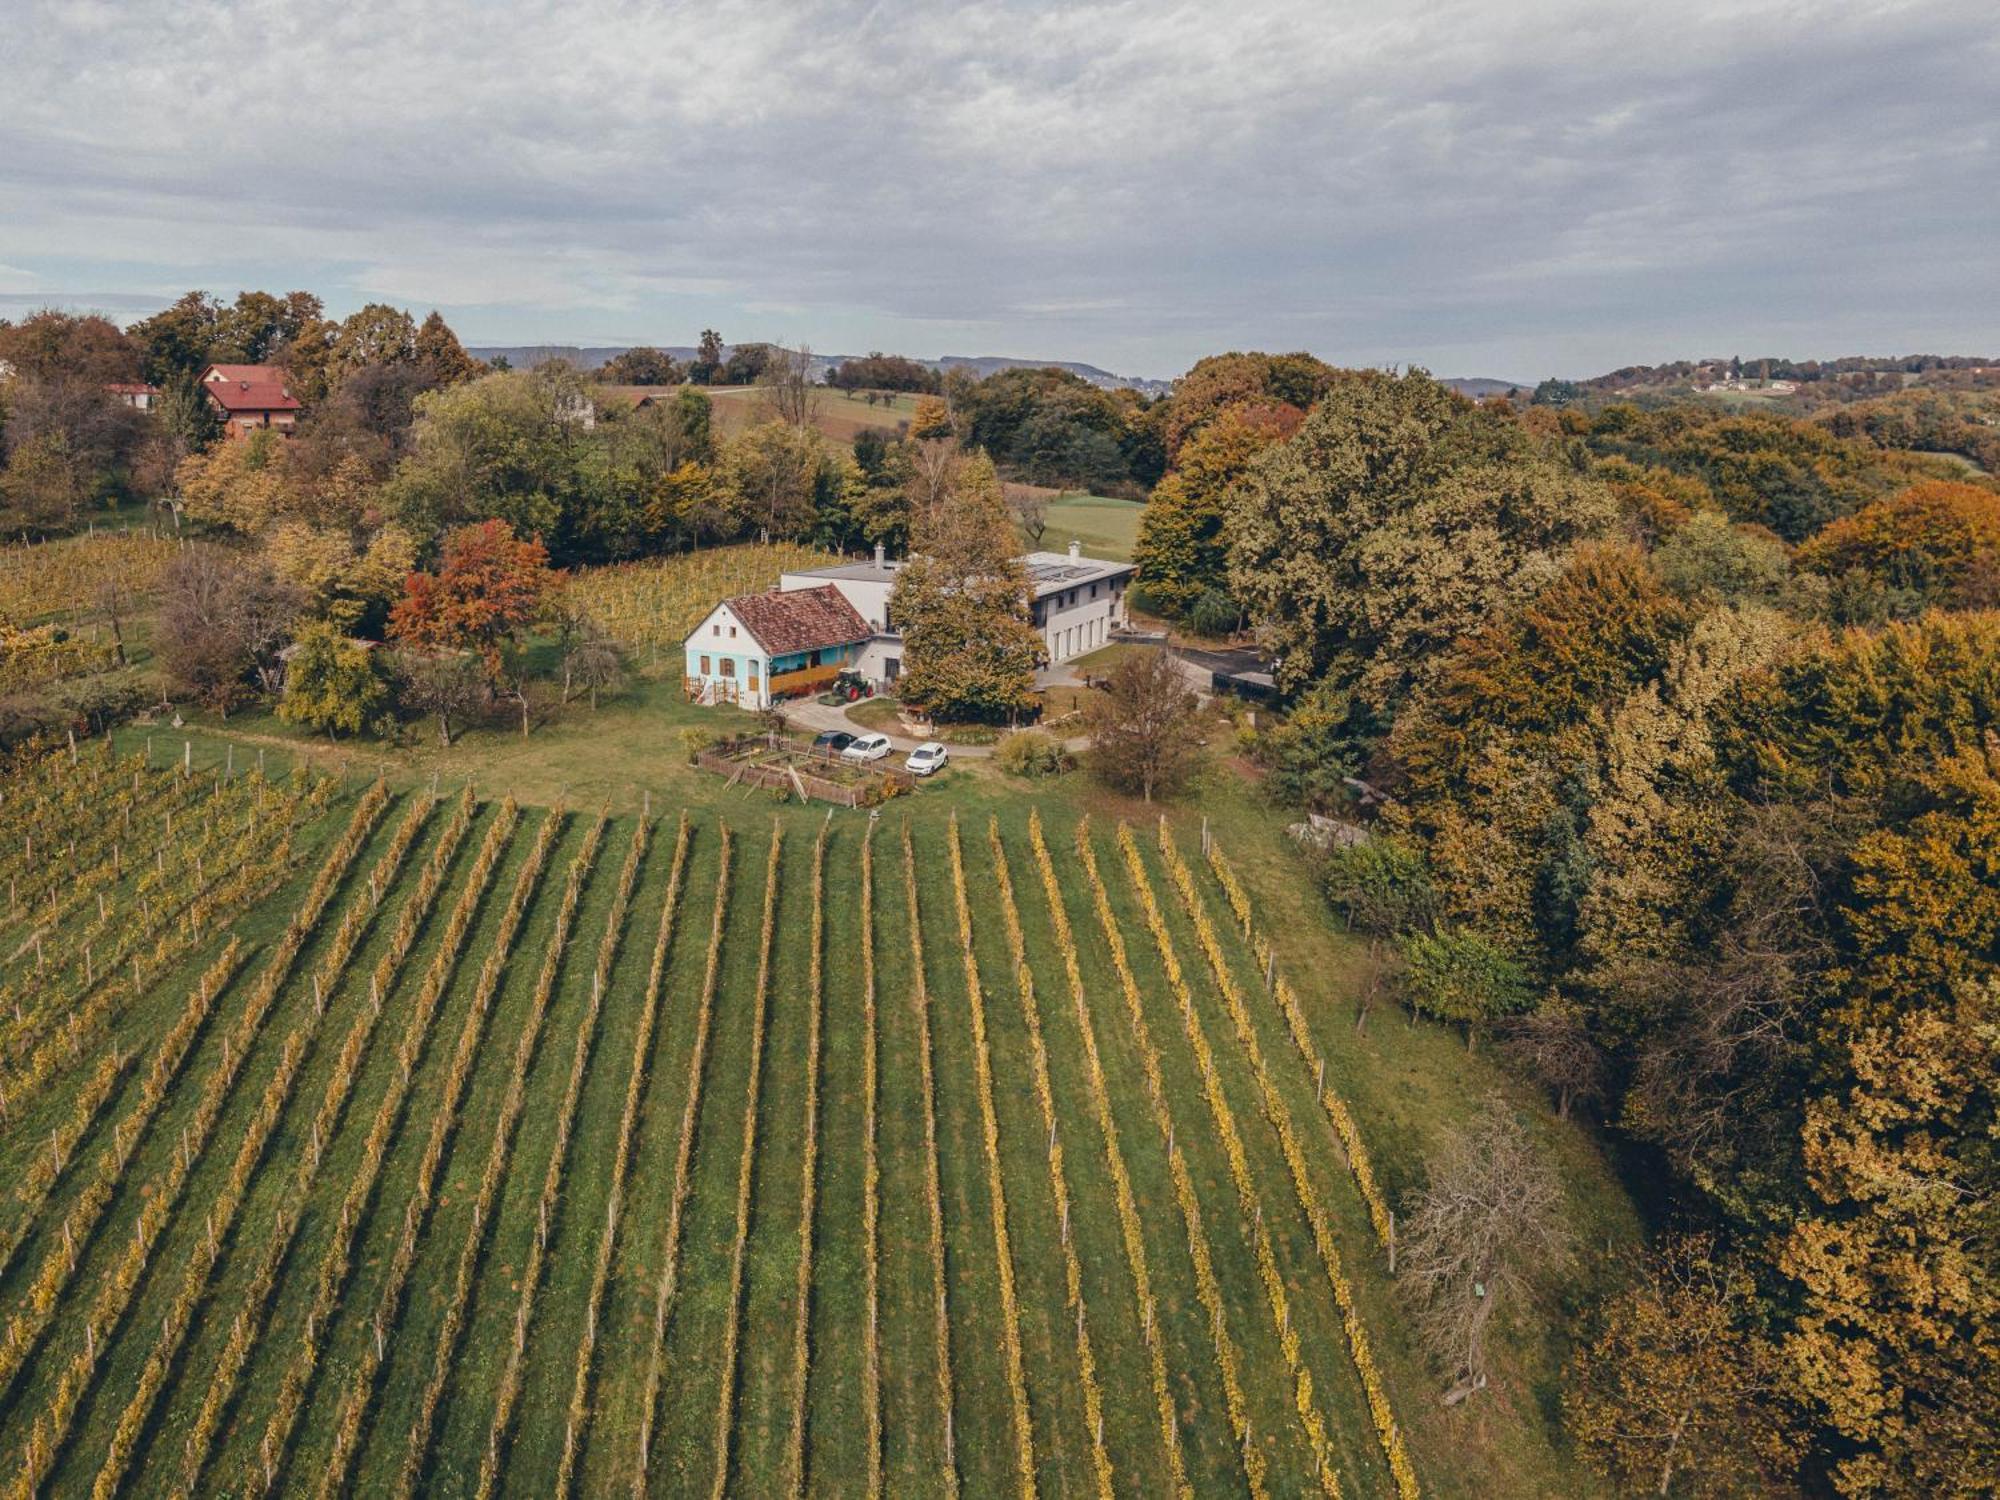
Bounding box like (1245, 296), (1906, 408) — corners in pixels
(1, 0), (1993, 380)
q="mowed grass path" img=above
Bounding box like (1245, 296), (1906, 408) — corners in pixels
(0, 789), (1446, 1497)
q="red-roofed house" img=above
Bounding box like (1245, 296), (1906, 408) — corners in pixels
(682, 584), (872, 707)
(199, 363), (302, 438)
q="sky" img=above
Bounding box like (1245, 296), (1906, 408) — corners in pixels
(1, 0), (1994, 383)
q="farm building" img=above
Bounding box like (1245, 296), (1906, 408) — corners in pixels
(683, 583), (872, 708)
(772, 540), (1133, 687)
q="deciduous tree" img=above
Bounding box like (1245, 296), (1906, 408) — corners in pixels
(1083, 648), (1201, 801)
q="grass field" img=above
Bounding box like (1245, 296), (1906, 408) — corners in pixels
(701, 386), (923, 445)
(1029, 495), (1145, 562)
(0, 729), (1634, 1498)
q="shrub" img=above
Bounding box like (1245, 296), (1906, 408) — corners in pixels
(995, 729), (1072, 778)
(1186, 587), (1238, 637)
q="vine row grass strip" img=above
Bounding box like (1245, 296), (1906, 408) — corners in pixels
(1027, 811), (1191, 1497)
(901, 821), (960, 1498)
(987, 816), (1113, 1500)
(709, 823), (782, 1500)
(287, 805), (562, 1500)
(1074, 818), (1270, 1500)
(552, 814), (691, 1500)
(784, 817), (829, 1497)
(631, 822), (732, 1499)
(174, 794), (518, 1499)
(392, 811), (609, 1499)
(475, 814), (651, 1499)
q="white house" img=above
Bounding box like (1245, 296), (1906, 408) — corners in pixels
(682, 584), (873, 709)
(774, 540), (1133, 689)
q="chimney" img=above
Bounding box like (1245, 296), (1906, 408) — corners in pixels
(1068, 539), (1081, 562)
(874, 541), (885, 568)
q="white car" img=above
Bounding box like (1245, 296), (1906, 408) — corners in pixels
(842, 732), (893, 763)
(905, 741), (949, 776)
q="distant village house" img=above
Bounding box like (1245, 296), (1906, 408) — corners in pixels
(200, 363), (301, 438)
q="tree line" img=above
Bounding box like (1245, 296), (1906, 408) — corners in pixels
(1140, 362), (1997, 1496)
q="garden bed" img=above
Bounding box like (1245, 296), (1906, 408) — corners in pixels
(694, 734), (913, 807)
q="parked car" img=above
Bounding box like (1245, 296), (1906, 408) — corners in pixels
(842, 733), (893, 762)
(906, 742), (949, 776)
(811, 730), (855, 755)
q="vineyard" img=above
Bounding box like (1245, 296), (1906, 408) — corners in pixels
(0, 531), (179, 627)
(0, 756), (1438, 1498)
(564, 543), (839, 667)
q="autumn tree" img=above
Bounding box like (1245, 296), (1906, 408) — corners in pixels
(413, 310), (482, 387)
(1795, 478), (2000, 619)
(389, 519), (553, 668)
(1083, 648), (1202, 801)
(1228, 369), (1616, 705)
(888, 452), (1043, 723)
(1135, 399), (1303, 615)
(1565, 1236), (1797, 1498)
(156, 546), (302, 711)
(1398, 1098), (1568, 1399)
(598, 346), (680, 385)
(278, 623), (390, 738)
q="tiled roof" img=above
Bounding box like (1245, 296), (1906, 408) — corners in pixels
(200, 364), (301, 413)
(721, 585), (871, 656)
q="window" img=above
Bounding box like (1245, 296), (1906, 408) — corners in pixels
(720, 658), (736, 677)
(748, 666), (760, 691)
(1090, 583), (1098, 599)
(729, 626), (737, 639)
(713, 624), (721, 637)
(700, 655), (711, 674)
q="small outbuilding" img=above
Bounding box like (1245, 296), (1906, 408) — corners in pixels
(683, 584), (872, 708)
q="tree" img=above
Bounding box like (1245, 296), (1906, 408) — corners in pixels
(1229, 373), (1617, 706)
(395, 648), (485, 746)
(719, 419), (842, 539)
(1004, 484), (1048, 548)
(1397, 927), (1533, 1046)
(1565, 1237), (1797, 1498)
(598, 346), (681, 385)
(1500, 994), (1605, 1120)
(1398, 1097), (1568, 1399)
(388, 519), (555, 679)
(755, 343), (816, 428)
(278, 623), (390, 738)
(888, 453), (1043, 723)
(413, 311), (482, 387)
(1795, 479), (2000, 618)
(156, 547), (302, 711)
(690, 329), (724, 385)
(1083, 649), (1201, 801)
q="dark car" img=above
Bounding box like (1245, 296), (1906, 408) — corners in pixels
(811, 730), (855, 755)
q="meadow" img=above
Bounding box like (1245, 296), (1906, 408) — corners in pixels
(0, 729), (1629, 1498)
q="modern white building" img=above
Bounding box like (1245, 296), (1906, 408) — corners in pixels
(774, 540), (1133, 688)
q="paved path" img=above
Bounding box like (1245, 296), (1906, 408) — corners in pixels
(777, 697), (997, 757)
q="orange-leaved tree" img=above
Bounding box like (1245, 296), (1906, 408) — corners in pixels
(389, 519), (558, 737)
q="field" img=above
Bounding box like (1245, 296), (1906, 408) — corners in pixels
(701, 386), (924, 445)
(1029, 494), (1145, 562)
(0, 729), (1630, 1500)
(564, 543), (839, 670)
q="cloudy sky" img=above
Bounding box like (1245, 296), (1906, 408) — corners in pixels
(1, 0), (1993, 381)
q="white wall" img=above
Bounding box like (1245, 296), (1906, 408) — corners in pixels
(1035, 576), (1127, 663)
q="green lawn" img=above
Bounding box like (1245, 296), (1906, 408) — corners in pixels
(1031, 493), (1146, 562)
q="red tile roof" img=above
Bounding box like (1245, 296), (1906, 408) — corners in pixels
(723, 585), (871, 657)
(200, 364), (300, 413)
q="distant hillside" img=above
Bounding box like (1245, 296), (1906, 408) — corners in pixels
(466, 343), (1171, 394)
(1441, 377), (1531, 399)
